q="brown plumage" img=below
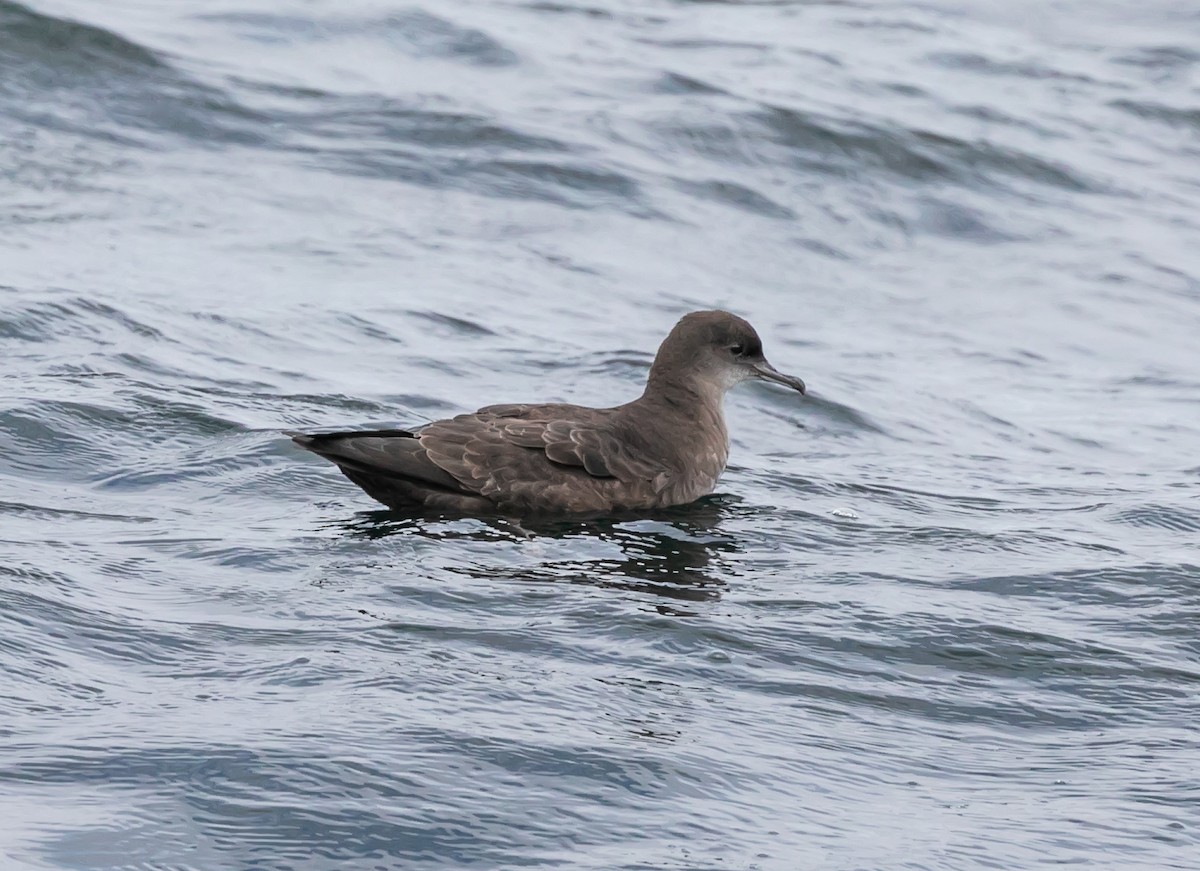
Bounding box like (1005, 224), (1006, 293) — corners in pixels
(288, 310), (806, 516)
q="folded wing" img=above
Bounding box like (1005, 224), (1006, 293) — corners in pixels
(290, 404), (667, 512)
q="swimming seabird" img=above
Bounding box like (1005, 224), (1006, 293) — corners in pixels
(288, 310), (806, 516)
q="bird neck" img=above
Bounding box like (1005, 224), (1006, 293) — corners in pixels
(640, 370), (727, 424)
(630, 373), (730, 480)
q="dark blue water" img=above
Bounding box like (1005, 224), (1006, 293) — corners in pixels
(2, 0), (1198, 868)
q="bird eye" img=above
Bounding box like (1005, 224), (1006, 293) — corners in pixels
(730, 344), (746, 357)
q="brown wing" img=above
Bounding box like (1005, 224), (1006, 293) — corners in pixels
(288, 429), (473, 493)
(417, 405), (667, 506)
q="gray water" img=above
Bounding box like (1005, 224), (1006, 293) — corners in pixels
(2, 0), (1199, 868)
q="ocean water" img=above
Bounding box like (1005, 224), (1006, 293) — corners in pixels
(2, 0), (1198, 868)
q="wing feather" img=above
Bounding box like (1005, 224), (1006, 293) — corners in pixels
(416, 406), (665, 501)
(290, 430), (469, 493)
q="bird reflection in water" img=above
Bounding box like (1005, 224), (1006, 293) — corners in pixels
(328, 495), (743, 613)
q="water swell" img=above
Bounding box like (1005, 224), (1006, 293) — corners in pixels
(2, 0), (1199, 868)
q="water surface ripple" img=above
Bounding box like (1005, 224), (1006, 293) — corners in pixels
(2, 0), (1198, 868)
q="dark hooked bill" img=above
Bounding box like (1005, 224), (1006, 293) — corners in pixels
(753, 361), (806, 394)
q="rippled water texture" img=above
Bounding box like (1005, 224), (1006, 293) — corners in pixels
(2, 0), (1199, 868)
